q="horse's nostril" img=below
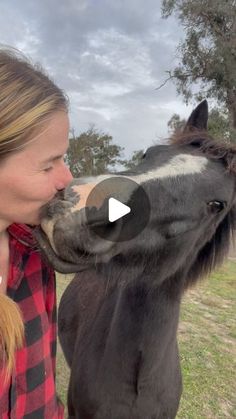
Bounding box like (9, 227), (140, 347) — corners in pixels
(91, 221), (116, 233)
(75, 246), (91, 257)
(55, 190), (65, 200)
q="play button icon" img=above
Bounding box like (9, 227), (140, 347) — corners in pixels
(108, 198), (131, 222)
(84, 176), (151, 242)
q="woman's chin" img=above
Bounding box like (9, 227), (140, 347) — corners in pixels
(24, 216), (41, 227)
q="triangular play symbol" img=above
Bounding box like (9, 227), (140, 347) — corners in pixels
(108, 197), (131, 222)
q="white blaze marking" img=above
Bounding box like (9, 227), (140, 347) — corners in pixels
(69, 154), (208, 213)
(79, 154), (208, 186)
(136, 154), (208, 183)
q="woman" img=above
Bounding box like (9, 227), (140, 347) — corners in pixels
(0, 47), (73, 418)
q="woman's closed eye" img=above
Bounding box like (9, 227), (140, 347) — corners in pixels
(42, 155), (66, 172)
(43, 165), (54, 172)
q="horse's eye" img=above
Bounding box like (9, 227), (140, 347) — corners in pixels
(207, 201), (226, 213)
(142, 153), (146, 159)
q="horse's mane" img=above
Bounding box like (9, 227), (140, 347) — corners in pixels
(185, 207), (236, 287)
(171, 130), (236, 287)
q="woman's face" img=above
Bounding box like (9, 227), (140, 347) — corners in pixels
(0, 111), (73, 227)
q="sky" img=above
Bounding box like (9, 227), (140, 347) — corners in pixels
(0, 0), (200, 160)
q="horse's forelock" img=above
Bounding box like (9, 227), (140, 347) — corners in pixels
(170, 131), (236, 174)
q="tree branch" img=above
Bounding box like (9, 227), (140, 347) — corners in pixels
(156, 70), (195, 90)
(155, 71), (176, 90)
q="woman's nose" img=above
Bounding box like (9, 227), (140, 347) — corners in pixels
(56, 163), (73, 191)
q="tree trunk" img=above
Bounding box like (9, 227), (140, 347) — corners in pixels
(227, 90), (236, 129)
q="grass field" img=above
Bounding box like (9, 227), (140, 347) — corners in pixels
(56, 261), (236, 418)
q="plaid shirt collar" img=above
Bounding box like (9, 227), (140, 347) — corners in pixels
(8, 223), (38, 248)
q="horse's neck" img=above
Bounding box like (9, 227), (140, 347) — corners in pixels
(73, 267), (183, 394)
(92, 269), (182, 356)
(83, 278), (181, 390)
(76, 264), (183, 352)
(113, 278), (181, 341)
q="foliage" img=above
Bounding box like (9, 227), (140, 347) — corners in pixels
(122, 149), (145, 170)
(207, 108), (235, 141)
(168, 113), (186, 134)
(66, 125), (124, 177)
(161, 0), (236, 129)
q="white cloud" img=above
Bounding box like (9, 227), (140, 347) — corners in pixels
(0, 0), (196, 159)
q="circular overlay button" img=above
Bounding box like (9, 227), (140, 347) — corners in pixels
(85, 176), (151, 242)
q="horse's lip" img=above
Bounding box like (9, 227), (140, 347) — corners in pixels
(33, 226), (92, 273)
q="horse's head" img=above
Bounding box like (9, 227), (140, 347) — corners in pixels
(35, 100), (236, 283)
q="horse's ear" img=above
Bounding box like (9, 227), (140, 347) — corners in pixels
(184, 100), (208, 132)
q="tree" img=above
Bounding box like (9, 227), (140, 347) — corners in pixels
(122, 149), (145, 170)
(66, 126), (125, 177)
(167, 106), (234, 142)
(161, 0), (236, 131)
(167, 113), (186, 134)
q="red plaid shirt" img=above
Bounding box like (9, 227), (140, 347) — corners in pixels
(0, 223), (64, 418)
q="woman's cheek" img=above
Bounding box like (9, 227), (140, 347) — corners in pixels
(38, 178), (56, 202)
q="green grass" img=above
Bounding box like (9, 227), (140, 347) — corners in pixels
(56, 274), (73, 407)
(177, 261), (236, 418)
(56, 262), (236, 418)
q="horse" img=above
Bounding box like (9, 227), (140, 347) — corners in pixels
(35, 100), (236, 418)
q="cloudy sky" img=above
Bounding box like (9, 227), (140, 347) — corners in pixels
(0, 0), (199, 159)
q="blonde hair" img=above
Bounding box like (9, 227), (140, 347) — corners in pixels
(0, 46), (69, 157)
(0, 294), (24, 383)
(0, 46), (68, 380)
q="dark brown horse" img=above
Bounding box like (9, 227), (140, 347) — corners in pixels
(36, 100), (236, 418)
